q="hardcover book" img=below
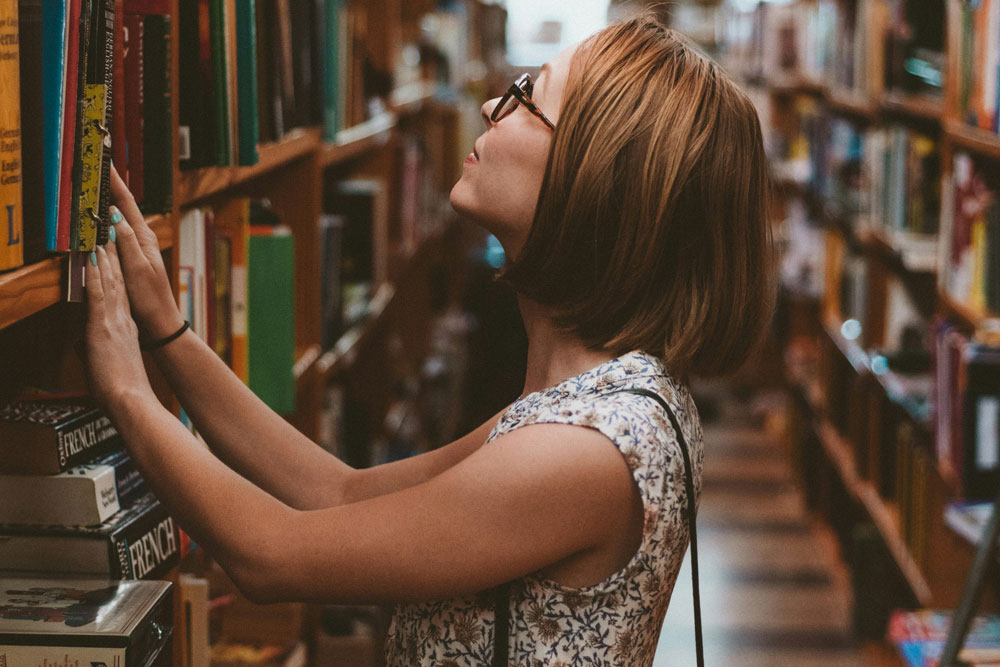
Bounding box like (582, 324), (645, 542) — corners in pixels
(0, 0), (24, 272)
(0, 396), (121, 475)
(0, 577), (173, 667)
(41, 0), (68, 252)
(17, 0), (46, 265)
(0, 492), (180, 580)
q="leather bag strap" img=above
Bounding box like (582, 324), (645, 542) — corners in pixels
(492, 386), (704, 667)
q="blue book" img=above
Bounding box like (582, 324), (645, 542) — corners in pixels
(42, 1), (68, 251)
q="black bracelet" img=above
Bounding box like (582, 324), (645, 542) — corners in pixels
(140, 320), (191, 351)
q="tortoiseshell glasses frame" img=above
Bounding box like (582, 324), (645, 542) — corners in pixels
(491, 73), (556, 131)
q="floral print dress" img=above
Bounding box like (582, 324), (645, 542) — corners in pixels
(385, 350), (703, 667)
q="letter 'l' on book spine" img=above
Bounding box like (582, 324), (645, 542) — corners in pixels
(0, 0), (24, 271)
(42, 1), (68, 251)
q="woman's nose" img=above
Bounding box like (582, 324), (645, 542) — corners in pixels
(481, 98), (499, 130)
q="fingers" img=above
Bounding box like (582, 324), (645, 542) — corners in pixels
(110, 167), (158, 253)
(109, 204), (151, 269)
(85, 250), (104, 318)
(95, 246), (123, 312)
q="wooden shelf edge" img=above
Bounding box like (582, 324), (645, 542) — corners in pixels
(765, 74), (827, 97)
(938, 289), (998, 329)
(816, 419), (934, 605)
(322, 112), (397, 168)
(944, 118), (1000, 161)
(879, 91), (944, 123)
(0, 214), (173, 330)
(315, 282), (397, 379)
(826, 88), (880, 120)
(821, 313), (871, 374)
(176, 127), (323, 207)
(293, 344), (322, 381)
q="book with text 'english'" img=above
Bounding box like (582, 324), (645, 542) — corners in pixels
(0, 492), (181, 580)
(0, 396), (122, 475)
(0, 576), (173, 667)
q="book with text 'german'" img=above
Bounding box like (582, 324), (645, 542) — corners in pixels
(0, 492), (180, 580)
(0, 396), (122, 475)
(0, 576), (173, 667)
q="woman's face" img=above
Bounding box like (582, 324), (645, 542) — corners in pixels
(450, 44), (577, 254)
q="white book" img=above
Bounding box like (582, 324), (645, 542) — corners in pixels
(0, 464), (120, 526)
(179, 208), (209, 342)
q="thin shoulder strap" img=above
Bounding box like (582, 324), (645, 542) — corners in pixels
(619, 387), (704, 667)
(492, 387), (705, 667)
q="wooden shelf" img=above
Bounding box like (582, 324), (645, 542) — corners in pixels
(321, 112), (397, 168)
(826, 88), (880, 121)
(880, 91), (944, 123)
(389, 81), (438, 116)
(767, 75), (827, 97)
(293, 344), (322, 382)
(176, 127), (323, 207)
(0, 214), (173, 330)
(822, 313), (871, 374)
(944, 118), (1000, 161)
(315, 282), (396, 379)
(938, 289), (998, 329)
(817, 419), (934, 605)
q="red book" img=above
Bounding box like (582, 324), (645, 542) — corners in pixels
(122, 0), (168, 12)
(111, 0), (127, 185)
(57, 0), (83, 251)
(123, 12), (144, 203)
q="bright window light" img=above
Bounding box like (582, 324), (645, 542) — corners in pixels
(505, 0), (611, 67)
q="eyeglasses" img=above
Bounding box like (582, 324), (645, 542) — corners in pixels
(491, 73), (556, 131)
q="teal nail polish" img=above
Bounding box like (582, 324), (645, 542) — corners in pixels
(110, 210), (123, 224)
(90, 251), (97, 266)
(109, 226), (116, 242)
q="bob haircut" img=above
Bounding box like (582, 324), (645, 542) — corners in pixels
(500, 16), (775, 379)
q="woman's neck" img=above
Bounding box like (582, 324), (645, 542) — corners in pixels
(518, 296), (616, 398)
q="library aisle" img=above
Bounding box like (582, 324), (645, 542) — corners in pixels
(656, 383), (864, 667)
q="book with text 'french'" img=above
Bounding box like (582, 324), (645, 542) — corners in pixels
(0, 577), (173, 667)
(0, 492), (181, 580)
(248, 217), (295, 414)
(0, 395), (122, 475)
(0, 0), (24, 272)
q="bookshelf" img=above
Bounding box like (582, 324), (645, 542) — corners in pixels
(719, 0), (1000, 655)
(0, 0), (507, 663)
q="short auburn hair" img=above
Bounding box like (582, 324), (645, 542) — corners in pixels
(500, 16), (775, 378)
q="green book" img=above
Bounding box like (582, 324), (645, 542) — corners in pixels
(248, 226), (295, 414)
(210, 0), (230, 166)
(322, 0), (340, 142)
(236, 0), (259, 165)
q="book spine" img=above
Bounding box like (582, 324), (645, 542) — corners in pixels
(236, 0), (259, 166)
(115, 497), (180, 579)
(68, 0), (93, 250)
(209, 0), (228, 166)
(111, 0), (126, 188)
(17, 0), (45, 265)
(322, 0), (339, 141)
(41, 0), (68, 251)
(0, 465), (120, 526)
(54, 412), (122, 471)
(57, 0), (82, 251)
(142, 12), (171, 213)
(0, 0), (24, 271)
(96, 0), (116, 245)
(124, 12), (144, 202)
(75, 0), (110, 250)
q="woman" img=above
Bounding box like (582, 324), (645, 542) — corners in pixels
(84, 16), (772, 666)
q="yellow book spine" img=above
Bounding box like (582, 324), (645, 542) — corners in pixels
(0, 0), (23, 271)
(971, 214), (988, 310)
(75, 83), (107, 251)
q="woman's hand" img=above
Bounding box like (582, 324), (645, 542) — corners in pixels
(109, 165), (184, 340)
(84, 243), (157, 411)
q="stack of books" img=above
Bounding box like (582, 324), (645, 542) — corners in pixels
(0, 392), (184, 580)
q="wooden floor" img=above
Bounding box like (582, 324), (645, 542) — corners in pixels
(654, 386), (867, 667)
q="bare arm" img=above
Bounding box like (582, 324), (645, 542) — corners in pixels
(110, 167), (504, 509)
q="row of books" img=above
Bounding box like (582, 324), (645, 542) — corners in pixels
(723, 0), (944, 98)
(956, 0), (1000, 136)
(943, 152), (1000, 316)
(177, 200), (296, 415)
(889, 609), (1000, 666)
(0, 0), (172, 273)
(933, 317), (1000, 501)
(0, 393), (186, 580)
